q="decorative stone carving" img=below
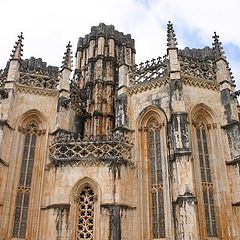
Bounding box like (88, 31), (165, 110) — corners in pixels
(77, 23), (135, 51)
(18, 73), (59, 90)
(70, 81), (92, 113)
(179, 54), (216, 81)
(182, 76), (219, 90)
(115, 94), (128, 127)
(0, 88), (8, 100)
(49, 132), (134, 170)
(19, 57), (59, 78)
(57, 96), (71, 111)
(170, 79), (183, 101)
(171, 113), (191, 154)
(129, 78), (169, 95)
(224, 121), (240, 161)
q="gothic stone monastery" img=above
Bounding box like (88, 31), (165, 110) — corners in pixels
(0, 22), (240, 240)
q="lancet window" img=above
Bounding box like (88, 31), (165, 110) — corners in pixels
(196, 122), (217, 236)
(76, 185), (95, 240)
(148, 122), (165, 238)
(12, 122), (38, 238)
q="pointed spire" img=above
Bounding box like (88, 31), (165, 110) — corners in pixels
(10, 32), (24, 60)
(61, 41), (73, 71)
(167, 21), (178, 48)
(212, 32), (226, 60)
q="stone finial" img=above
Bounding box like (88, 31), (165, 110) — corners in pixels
(10, 32), (24, 60)
(212, 32), (235, 82)
(61, 41), (73, 71)
(167, 21), (178, 48)
(212, 32), (226, 60)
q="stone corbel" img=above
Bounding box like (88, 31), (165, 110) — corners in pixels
(0, 88), (9, 100)
(58, 96), (71, 110)
(0, 157), (9, 166)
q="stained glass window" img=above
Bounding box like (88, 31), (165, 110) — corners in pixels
(196, 123), (217, 236)
(76, 185), (95, 240)
(12, 123), (38, 238)
(149, 125), (165, 238)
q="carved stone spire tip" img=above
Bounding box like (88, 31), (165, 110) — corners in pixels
(61, 41), (73, 71)
(212, 31), (226, 60)
(167, 21), (178, 48)
(10, 32), (24, 60)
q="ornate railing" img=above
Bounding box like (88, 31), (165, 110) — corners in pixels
(19, 73), (59, 90)
(179, 55), (216, 81)
(18, 57), (59, 90)
(129, 56), (168, 85)
(49, 132), (134, 171)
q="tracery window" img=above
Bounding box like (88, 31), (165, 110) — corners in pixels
(196, 122), (217, 236)
(76, 185), (95, 240)
(149, 123), (165, 238)
(12, 122), (38, 238)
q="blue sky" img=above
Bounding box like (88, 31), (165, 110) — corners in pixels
(0, 0), (239, 90)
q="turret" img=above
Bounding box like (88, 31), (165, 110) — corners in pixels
(55, 42), (73, 132)
(167, 21), (184, 112)
(73, 23), (135, 137)
(60, 41), (72, 92)
(7, 32), (23, 83)
(213, 32), (239, 123)
(212, 32), (234, 87)
(167, 21), (180, 80)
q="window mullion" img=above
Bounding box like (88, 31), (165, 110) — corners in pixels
(23, 133), (32, 189)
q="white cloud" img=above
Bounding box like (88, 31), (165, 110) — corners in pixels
(0, 0), (239, 88)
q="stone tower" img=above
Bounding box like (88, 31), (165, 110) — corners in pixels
(0, 22), (239, 240)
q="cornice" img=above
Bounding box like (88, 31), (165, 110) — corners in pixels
(16, 83), (59, 97)
(182, 75), (220, 91)
(129, 78), (169, 95)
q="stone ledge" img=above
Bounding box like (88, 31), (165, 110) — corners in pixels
(41, 203), (70, 210)
(232, 201), (240, 207)
(101, 203), (136, 210)
(226, 157), (240, 166)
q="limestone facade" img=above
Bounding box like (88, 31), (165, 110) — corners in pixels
(0, 23), (239, 240)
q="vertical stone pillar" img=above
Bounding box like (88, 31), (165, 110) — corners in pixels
(114, 47), (132, 137)
(1, 33), (23, 123)
(213, 33), (240, 236)
(167, 21), (198, 239)
(56, 42), (72, 132)
(212, 32), (239, 124)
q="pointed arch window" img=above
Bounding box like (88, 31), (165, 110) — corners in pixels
(12, 122), (38, 238)
(76, 185), (95, 240)
(148, 122), (165, 238)
(196, 122), (217, 236)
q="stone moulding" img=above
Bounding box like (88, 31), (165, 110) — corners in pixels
(182, 75), (220, 91)
(16, 83), (59, 97)
(129, 78), (169, 95)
